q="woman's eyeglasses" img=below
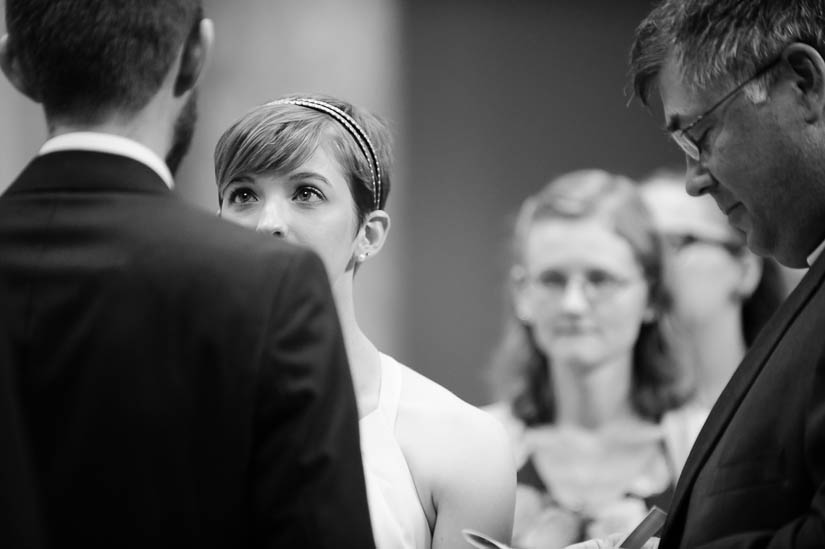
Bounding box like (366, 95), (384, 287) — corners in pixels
(527, 269), (644, 303)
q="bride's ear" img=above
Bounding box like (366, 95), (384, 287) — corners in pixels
(354, 209), (390, 264)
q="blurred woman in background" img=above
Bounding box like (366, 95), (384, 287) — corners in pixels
(640, 168), (787, 409)
(486, 170), (697, 548)
(214, 94), (515, 549)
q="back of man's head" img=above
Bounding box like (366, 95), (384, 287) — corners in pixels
(4, 0), (203, 125)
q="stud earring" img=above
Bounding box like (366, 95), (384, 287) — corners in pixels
(358, 253), (368, 262)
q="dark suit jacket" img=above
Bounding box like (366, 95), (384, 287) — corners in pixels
(0, 151), (374, 548)
(660, 252), (825, 548)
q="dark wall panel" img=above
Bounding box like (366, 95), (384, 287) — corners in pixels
(400, 0), (681, 404)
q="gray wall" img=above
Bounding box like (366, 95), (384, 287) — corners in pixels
(401, 0), (682, 404)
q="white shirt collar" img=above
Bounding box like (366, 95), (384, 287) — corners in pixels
(38, 132), (174, 189)
(808, 238), (825, 267)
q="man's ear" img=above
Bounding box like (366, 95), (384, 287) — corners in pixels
(782, 42), (825, 123)
(0, 34), (40, 102)
(173, 18), (214, 97)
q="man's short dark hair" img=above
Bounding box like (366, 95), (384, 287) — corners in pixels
(628, 0), (825, 107)
(5, 0), (203, 123)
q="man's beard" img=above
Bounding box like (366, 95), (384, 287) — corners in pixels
(165, 91), (198, 176)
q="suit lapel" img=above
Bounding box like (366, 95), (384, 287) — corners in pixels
(663, 253), (825, 543)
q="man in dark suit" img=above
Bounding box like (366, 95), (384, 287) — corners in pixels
(0, 1), (374, 547)
(617, 0), (825, 547)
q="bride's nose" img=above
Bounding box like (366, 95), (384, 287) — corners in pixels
(256, 200), (289, 238)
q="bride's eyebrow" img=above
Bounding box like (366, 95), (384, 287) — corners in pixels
(287, 171), (332, 186)
(218, 175), (255, 195)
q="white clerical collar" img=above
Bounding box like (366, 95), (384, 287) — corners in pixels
(39, 132), (174, 189)
(808, 238), (825, 267)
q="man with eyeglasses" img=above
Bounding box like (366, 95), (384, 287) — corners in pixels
(567, 1), (825, 548)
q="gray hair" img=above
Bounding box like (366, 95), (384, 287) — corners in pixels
(629, 0), (825, 106)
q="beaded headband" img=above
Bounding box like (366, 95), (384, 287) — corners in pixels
(270, 97), (383, 211)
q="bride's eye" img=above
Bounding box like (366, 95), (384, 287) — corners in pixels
(293, 185), (324, 203)
(226, 187), (258, 205)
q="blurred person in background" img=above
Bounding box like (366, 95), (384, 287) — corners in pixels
(486, 170), (699, 549)
(640, 169), (787, 410)
(214, 93), (516, 549)
(0, 1), (374, 547)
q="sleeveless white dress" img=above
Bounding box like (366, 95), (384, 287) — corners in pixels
(360, 354), (432, 549)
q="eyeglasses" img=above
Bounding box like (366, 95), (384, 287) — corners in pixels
(669, 57), (781, 161)
(527, 269), (644, 303)
(661, 232), (743, 255)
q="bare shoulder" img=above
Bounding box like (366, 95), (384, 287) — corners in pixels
(389, 356), (516, 544)
(395, 362), (513, 456)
